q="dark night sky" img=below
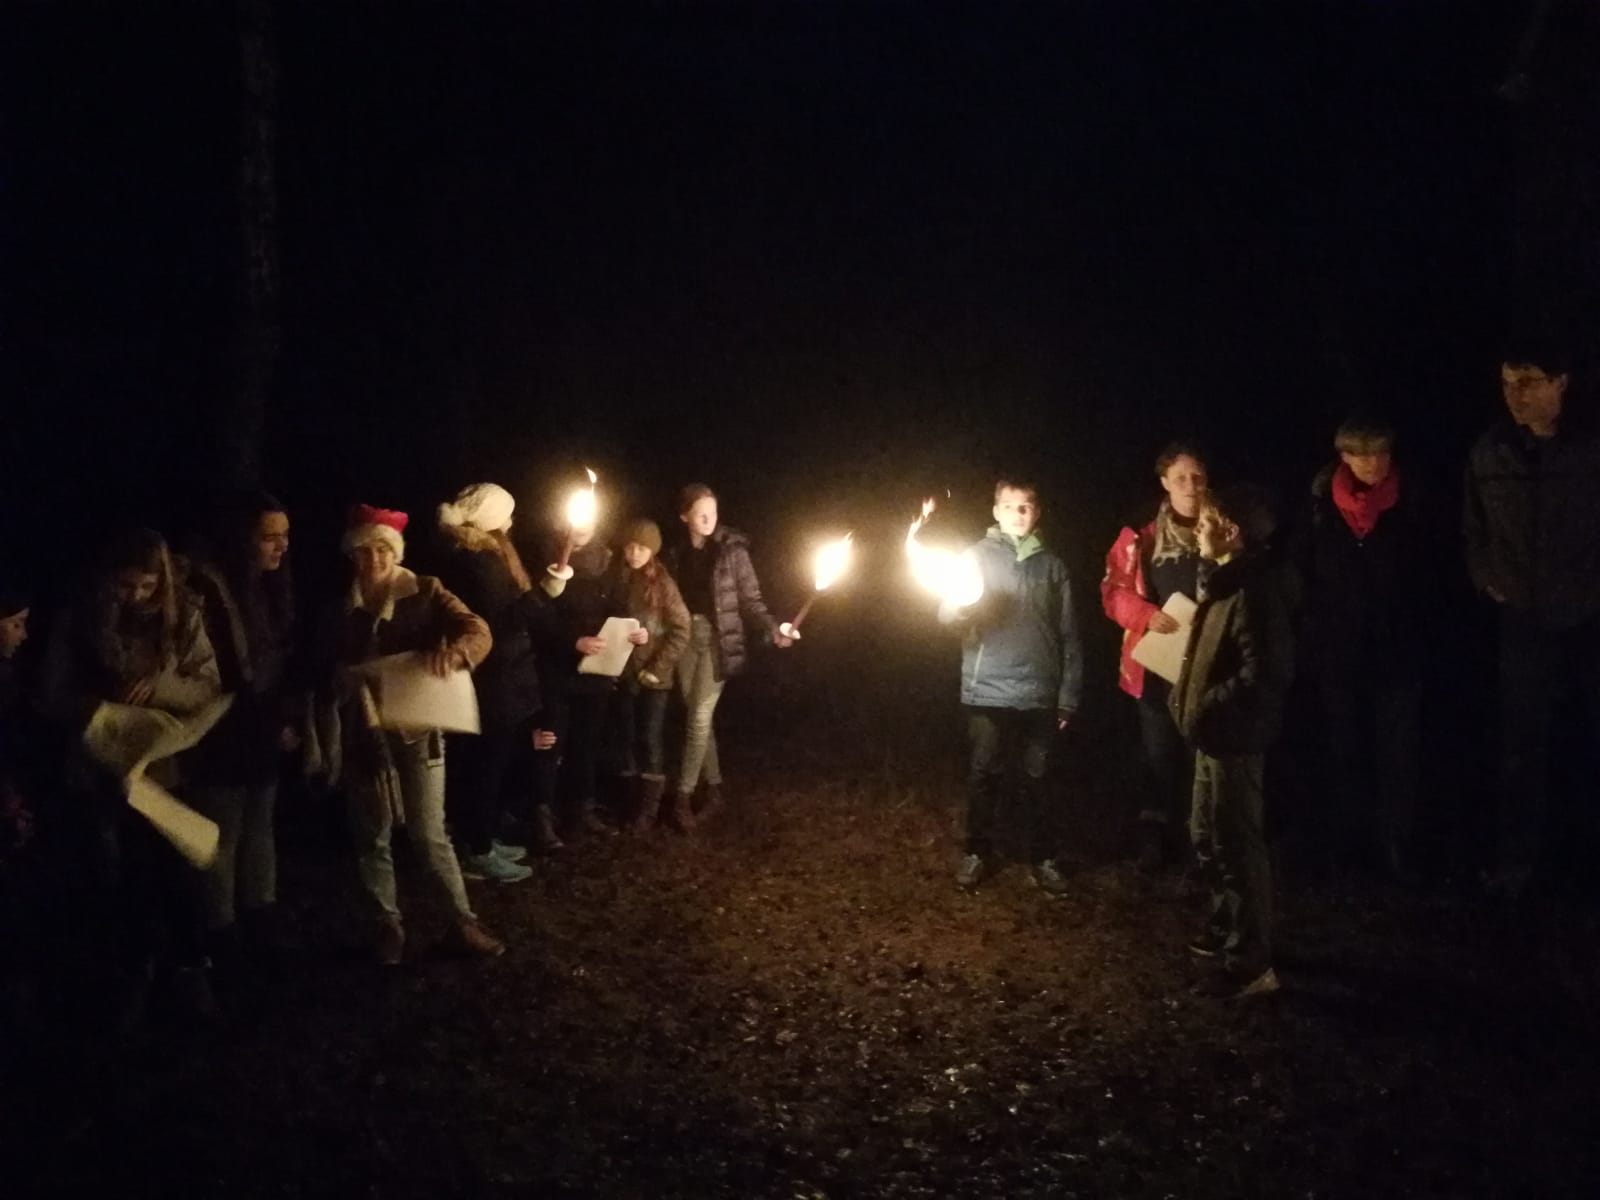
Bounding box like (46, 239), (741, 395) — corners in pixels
(2, 2), (1587, 598)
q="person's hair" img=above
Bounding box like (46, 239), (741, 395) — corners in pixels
(677, 483), (716, 515)
(93, 527), (186, 666)
(993, 478), (1041, 505)
(630, 556), (671, 612)
(1500, 332), (1572, 378)
(1332, 416), (1395, 456)
(214, 490), (295, 620)
(1154, 441), (1207, 479)
(1201, 483), (1277, 549)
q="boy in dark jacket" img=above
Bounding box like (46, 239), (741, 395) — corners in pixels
(938, 480), (1082, 895)
(1170, 485), (1293, 998)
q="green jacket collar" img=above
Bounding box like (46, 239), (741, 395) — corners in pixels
(986, 525), (1044, 562)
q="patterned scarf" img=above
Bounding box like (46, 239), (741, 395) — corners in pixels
(1149, 499), (1199, 566)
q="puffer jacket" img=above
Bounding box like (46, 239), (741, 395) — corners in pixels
(661, 526), (777, 681)
(1101, 519), (1161, 699)
(1169, 552), (1293, 755)
(1464, 419), (1600, 629)
(940, 527), (1083, 714)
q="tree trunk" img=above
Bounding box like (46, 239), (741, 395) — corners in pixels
(222, 0), (280, 490)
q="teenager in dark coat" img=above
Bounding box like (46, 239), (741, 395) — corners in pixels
(1296, 419), (1441, 878)
(1171, 486), (1293, 999)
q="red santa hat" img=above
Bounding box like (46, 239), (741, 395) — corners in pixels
(342, 503), (408, 561)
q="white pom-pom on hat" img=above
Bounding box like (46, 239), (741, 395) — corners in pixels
(438, 482), (515, 532)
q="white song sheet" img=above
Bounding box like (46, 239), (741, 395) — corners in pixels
(577, 617), (641, 677)
(1130, 593), (1199, 685)
(83, 695), (234, 868)
(360, 652), (482, 735)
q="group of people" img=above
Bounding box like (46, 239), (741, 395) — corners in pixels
(0, 480), (791, 1027)
(1, 339), (1596, 1029)
(939, 338), (1599, 999)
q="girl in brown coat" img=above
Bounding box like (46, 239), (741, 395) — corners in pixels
(312, 505), (502, 965)
(610, 519), (691, 830)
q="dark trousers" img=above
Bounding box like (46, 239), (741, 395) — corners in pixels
(1319, 674), (1421, 863)
(447, 721), (532, 857)
(1191, 750), (1272, 969)
(609, 684), (668, 778)
(1497, 611), (1600, 876)
(558, 685), (611, 814)
(964, 706), (1057, 862)
(1136, 692), (1191, 829)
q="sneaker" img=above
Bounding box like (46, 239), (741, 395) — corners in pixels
(375, 918), (405, 967)
(461, 852), (533, 884)
(1233, 966), (1281, 999)
(1187, 928), (1228, 959)
(1030, 859), (1070, 897)
(492, 840), (529, 863)
(955, 853), (988, 890)
(453, 921), (506, 959)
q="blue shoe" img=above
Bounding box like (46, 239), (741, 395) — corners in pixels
(461, 852), (532, 884)
(492, 840), (528, 863)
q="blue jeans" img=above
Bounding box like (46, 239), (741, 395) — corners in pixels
(611, 684), (668, 779)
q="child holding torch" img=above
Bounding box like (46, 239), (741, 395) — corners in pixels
(938, 480), (1082, 896)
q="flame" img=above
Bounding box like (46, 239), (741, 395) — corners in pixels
(566, 468), (599, 530)
(906, 501), (984, 607)
(813, 533), (854, 591)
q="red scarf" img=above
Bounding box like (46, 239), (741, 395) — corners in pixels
(1331, 462), (1400, 539)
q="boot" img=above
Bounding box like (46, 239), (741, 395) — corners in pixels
(695, 782), (725, 823)
(667, 788), (697, 833)
(451, 920), (506, 959)
(631, 774), (666, 833)
(578, 797), (618, 837)
(532, 804), (565, 853)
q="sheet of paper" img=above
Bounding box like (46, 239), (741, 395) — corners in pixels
(577, 617), (641, 677)
(128, 775), (220, 868)
(362, 652), (482, 735)
(1130, 592), (1199, 685)
(83, 696), (233, 869)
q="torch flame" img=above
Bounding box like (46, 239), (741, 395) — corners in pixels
(813, 533), (854, 592)
(565, 468), (599, 531)
(906, 500), (984, 608)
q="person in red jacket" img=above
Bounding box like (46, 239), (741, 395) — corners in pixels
(1100, 443), (1209, 871)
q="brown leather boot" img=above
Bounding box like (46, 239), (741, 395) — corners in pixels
(667, 787), (697, 833)
(696, 782), (725, 823)
(452, 920), (505, 959)
(533, 804), (565, 853)
(631, 774), (666, 833)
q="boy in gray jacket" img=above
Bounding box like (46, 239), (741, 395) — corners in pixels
(939, 480), (1082, 894)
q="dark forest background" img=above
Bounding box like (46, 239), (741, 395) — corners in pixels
(4, 2), (1597, 616)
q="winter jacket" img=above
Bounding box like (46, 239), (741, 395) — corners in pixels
(1464, 420), (1600, 629)
(318, 568), (492, 676)
(939, 527), (1083, 714)
(661, 527), (778, 681)
(1169, 553), (1293, 756)
(189, 561), (298, 783)
(1101, 518), (1160, 700)
(40, 598), (221, 730)
(1295, 464), (1437, 683)
(436, 528), (557, 726)
(617, 563), (691, 689)
(535, 539), (628, 696)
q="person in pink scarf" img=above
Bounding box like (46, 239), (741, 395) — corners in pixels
(1295, 417), (1442, 881)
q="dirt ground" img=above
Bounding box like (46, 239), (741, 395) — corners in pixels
(6, 643), (1600, 1198)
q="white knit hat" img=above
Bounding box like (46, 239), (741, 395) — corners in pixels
(437, 482), (515, 533)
